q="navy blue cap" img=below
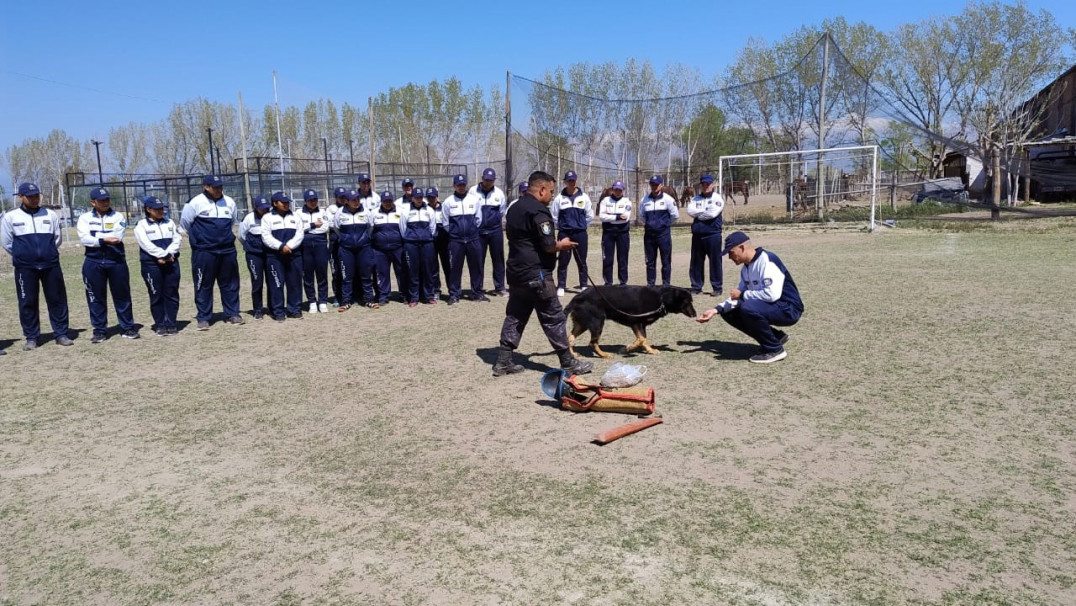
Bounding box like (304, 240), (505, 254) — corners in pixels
(270, 191), (291, 204)
(564, 170), (577, 181)
(699, 174), (715, 184)
(426, 186), (438, 197)
(380, 190), (394, 201)
(18, 182), (40, 196)
(721, 231), (750, 255)
(412, 187), (424, 198)
(203, 175), (223, 186)
(649, 175), (663, 185)
(345, 189), (360, 201)
(356, 172), (371, 183)
(518, 181), (529, 193)
(611, 180), (625, 190)
(334, 187), (348, 198)
(303, 189), (318, 201)
(143, 196), (164, 209)
(253, 195), (271, 210)
(90, 187), (111, 200)
(482, 168), (496, 181)
(402, 178), (414, 187)
(453, 174), (467, 185)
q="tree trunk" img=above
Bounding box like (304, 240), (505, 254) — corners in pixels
(990, 148), (1001, 221)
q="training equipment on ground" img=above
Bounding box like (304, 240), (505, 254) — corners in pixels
(541, 369), (656, 415)
(593, 416), (664, 445)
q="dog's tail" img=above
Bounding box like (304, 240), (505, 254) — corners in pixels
(564, 296), (578, 315)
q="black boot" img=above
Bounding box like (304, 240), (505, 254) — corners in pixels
(558, 349), (593, 375)
(492, 347), (525, 377)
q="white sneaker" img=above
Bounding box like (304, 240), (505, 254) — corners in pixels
(580, 286), (588, 292)
(318, 303), (329, 313)
(556, 288), (565, 297)
(309, 302), (318, 314)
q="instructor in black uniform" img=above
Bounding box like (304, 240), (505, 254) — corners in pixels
(492, 171), (594, 377)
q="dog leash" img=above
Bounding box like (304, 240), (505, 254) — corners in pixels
(570, 246), (666, 319)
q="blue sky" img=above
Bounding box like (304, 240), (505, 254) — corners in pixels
(2, 0), (1073, 185)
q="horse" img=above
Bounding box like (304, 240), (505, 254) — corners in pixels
(722, 180), (751, 205)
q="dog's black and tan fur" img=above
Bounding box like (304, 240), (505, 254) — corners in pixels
(564, 285), (697, 358)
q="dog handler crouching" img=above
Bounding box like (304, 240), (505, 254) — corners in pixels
(696, 231), (803, 363)
(492, 171), (594, 377)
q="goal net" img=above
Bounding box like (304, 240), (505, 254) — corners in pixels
(719, 145), (880, 228)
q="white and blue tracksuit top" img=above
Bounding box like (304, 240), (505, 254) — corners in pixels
(716, 248), (803, 314)
(551, 188), (594, 232)
(300, 205), (331, 245)
(1, 205), (62, 269)
(400, 204), (438, 243)
(640, 193), (679, 233)
(469, 184), (507, 234)
(441, 192), (482, 240)
(260, 210), (304, 255)
(359, 192), (380, 213)
(180, 193), (237, 252)
(334, 206), (373, 249)
(135, 218), (182, 262)
(371, 207), (404, 250)
(599, 196), (633, 233)
(238, 213), (267, 255)
(78, 208), (127, 261)
(687, 192), (724, 236)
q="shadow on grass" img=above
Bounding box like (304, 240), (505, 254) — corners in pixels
(475, 347), (557, 374)
(677, 339), (757, 360)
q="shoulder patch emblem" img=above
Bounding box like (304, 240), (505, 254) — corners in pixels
(540, 222), (552, 236)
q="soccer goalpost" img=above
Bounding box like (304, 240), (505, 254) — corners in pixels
(718, 145), (880, 232)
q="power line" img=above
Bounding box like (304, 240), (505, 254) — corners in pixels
(1, 70), (169, 104)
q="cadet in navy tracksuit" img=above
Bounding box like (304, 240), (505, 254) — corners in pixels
(179, 175), (243, 330)
(639, 175), (680, 287)
(78, 187), (139, 342)
(333, 188), (376, 310)
(550, 170), (594, 295)
(426, 187), (448, 299)
(238, 195), (272, 318)
(697, 231), (804, 364)
(0, 182), (73, 350)
(261, 192), (305, 320)
(371, 191), (406, 305)
(135, 196), (182, 335)
(327, 186), (348, 305)
(299, 189), (331, 313)
(395, 179), (415, 213)
(441, 174), (487, 304)
(401, 189), (439, 306)
(598, 180), (633, 286)
(471, 167), (508, 296)
(686, 174), (725, 296)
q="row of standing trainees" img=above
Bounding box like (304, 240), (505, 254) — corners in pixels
(547, 170), (728, 296)
(0, 170), (728, 354)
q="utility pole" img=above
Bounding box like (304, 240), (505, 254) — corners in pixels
(816, 32), (830, 222)
(206, 127), (216, 174)
(90, 140), (104, 183)
(323, 138), (331, 197)
(348, 139), (355, 173)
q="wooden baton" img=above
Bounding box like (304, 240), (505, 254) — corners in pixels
(592, 416), (663, 445)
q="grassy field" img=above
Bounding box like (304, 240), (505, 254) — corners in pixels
(2, 218), (1075, 605)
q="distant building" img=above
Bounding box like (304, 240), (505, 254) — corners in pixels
(1022, 64), (1076, 202)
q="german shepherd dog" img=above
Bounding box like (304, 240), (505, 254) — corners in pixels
(564, 286), (697, 358)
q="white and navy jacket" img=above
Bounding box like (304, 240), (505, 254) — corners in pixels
(180, 192), (237, 253)
(238, 212), (267, 255)
(135, 217), (182, 263)
(469, 184), (507, 234)
(0, 205), (62, 269)
(598, 196), (633, 233)
(716, 248), (803, 314)
(686, 191), (725, 236)
(77, 208), (128, 262)
(333, 206), (373, 249)
(260, 210), (304, 255)
(371, 206), (404, 250)
(325, 203), (344, 242)
(551, 188), (594, 233)
(639, 192), (679, 233)
(440, 192), (483, 241)
(359, 191), (380, 213)
(299, 204), (331, 246)
(400, 203), (438, 243)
